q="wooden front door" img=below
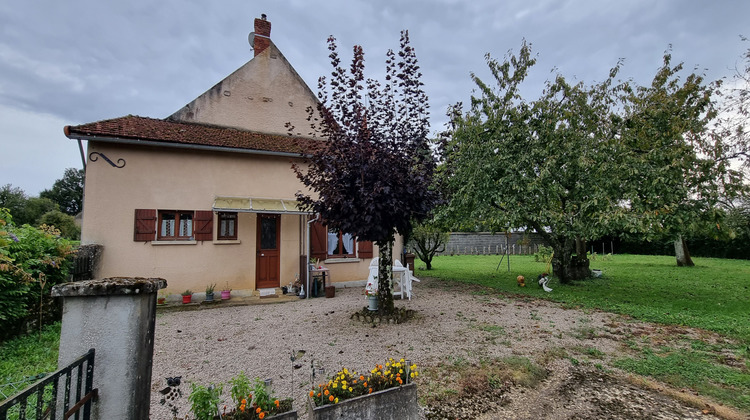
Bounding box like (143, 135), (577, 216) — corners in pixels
(256, 214), (280, 289)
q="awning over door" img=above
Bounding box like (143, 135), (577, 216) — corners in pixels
(213, 196), (311, 215)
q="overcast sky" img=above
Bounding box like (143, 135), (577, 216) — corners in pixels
(1, 0), (748, 195)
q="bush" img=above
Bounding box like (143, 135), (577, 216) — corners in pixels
(0, 209), (75, 341)
(534, 245), (553, 262)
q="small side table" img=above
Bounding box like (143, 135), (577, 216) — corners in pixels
(309, 267), (329, 298)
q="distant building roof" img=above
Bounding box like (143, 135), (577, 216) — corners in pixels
(64, 115), (323, 157)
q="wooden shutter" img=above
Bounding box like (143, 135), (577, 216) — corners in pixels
(358, 240), (374, 258)
(194, 211), (214, 241)
(134, 209), (156, 241)
(310, 220), (328, 261)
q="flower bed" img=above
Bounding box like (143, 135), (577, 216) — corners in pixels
(307, 358), (419, 420)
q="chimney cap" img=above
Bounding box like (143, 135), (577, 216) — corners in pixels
(261, 13), (267, 20)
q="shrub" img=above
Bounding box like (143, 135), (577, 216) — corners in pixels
(0, 209), (75, 341)
(188, 382), (223, 420)
(534, 244), (553, 262)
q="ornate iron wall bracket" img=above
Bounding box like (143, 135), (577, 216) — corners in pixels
(89, 152), (126, 168)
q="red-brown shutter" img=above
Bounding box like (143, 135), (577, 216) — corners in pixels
(134, 209), (156, 241)
(194, 211), (213, 241)
(358, 240), (373, 258)
(310, 220), (328, 261)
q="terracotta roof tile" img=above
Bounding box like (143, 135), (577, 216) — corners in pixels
(65, 115), (323, 155)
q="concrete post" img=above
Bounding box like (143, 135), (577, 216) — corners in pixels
(52, 277), (166, 420)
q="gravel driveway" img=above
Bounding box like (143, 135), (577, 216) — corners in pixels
(150, 278), (734, 419)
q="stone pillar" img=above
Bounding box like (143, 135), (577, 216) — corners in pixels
(52, 277), (166, 420)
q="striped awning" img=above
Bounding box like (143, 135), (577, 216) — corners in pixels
(212, 196), (311, 215)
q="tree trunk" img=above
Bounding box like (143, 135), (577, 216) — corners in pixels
(674, 234), (695, 267)
(377, 236), (395, 315)
(551, 237), (591, 284)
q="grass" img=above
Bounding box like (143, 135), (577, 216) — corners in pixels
(0, 322), (60, 401)
(421, 253), (750, 412)
(423, 254), (750, 344)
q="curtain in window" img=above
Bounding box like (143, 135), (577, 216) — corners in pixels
(342, 233), (353, 254)
(327, 231), (338, 254)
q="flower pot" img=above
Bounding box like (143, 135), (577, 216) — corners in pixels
(157, 297), (166, 305)
(221, 290), (231, 300)
(182, 294), (192, 304)
(205, 292), (214, 302)
(367, 295), (378, 311)
(224, 409), (298, 420)
(325, 286), (335, 298)
(308, 383), (418, 420)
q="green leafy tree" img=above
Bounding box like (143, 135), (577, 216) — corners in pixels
(410, 221), (448, 270)
(295, 32), (438, 313)
(40, 210), (80, 240)
(620, 53), (743, 266)
(0, 184), (29, 224)
(24, 197), (59, 225)
(440, 42), (625, 282)
(40, 168), (84, 215)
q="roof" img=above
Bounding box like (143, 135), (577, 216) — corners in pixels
(64, 115), (324, 156)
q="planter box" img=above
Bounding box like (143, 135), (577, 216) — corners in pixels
(308, 383), (418, 420)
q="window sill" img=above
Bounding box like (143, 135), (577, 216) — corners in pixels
(151, 240), (197, 246)
(324, 258), (361, 264)
(213, 239), (241, 245)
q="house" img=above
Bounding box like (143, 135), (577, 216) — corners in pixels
(64, 15), (403, 296)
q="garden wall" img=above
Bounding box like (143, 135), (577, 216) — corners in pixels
(432, 232), (547, 256)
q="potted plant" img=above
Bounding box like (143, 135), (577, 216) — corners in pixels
(181, 289), (193, 304)
(188, 382), (223, 420)
(308, 358), (419, 419)
(221, 282), (232, 300)
(205, 283), (217, 302)
(157, 291), (167, 305)
(364, 278), (378, 311)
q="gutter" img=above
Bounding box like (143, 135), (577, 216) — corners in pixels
(63, 129), (313, 159)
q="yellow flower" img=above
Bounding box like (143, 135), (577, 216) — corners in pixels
(400, 358), (405, 363)
(335, 397), (339, 403)
(410, 372), (415, 378)
(349, 387), (353, 392)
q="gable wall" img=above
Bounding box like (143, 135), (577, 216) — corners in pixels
(169, 44), (321, 138)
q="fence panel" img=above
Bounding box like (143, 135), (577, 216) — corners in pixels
(0, 349), (96, 420)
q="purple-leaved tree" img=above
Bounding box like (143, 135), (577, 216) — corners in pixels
(294, 31), (438, 314)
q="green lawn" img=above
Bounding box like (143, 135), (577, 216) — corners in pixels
(420, 253), (750, 412)
(421, 254), (750, 344)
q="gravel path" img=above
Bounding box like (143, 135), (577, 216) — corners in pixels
(149, 278), (730, 419)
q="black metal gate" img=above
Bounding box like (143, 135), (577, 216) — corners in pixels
(0, 349), (97, 420)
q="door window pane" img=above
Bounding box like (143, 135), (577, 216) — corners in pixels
(260, 216), (277, 249)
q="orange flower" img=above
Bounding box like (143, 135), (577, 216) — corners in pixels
(329, 395), (334, 402)
(275, 400), (280, 408)
(309, 391), (314, 397)
(360, 375), (365, 381)
(259, 413), (265, 419)
(324, 389), (330, 396)
(256, 407), (261, 414)
(363, 382), (367, 387)
(317, 393), (321, 397)
(368, 388), (373, 393)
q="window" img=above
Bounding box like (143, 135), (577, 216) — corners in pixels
(218, 212), (238, 240)
(134, 209), (214, 242)
(158, 210), (194, 240)
(310, 219), (373, 260)
(328, 230), (354, 256)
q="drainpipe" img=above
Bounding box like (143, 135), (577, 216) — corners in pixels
(306, 213), (320, 300)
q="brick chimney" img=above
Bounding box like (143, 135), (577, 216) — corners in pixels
(253, 14), (271, 56)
